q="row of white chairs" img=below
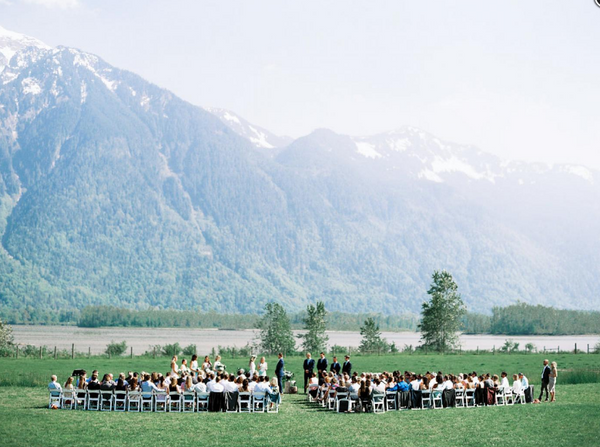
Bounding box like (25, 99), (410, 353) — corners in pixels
(309, 385), (527, 413)
(48, 388), (279, 413)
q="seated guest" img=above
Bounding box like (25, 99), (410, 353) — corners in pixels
(240, 379), (250, 393)
(309, 372), (318, 385)
(410, 375), (421, 391)
(87, 374), (100, 391)
(168, 377), (181, 394)
(373, 378), (386, 393)
(358, 379), (372, 412)
(100, 374), (115, 391)
(223, 374), (238, 393)
(182, 375), (194, 392)
(128, 377), (139, 392)
(420, 376), (430, 391)
(63, 376), (74, 391)
(192, 378), (207, 393)
(512, 374), (522, 395)
(208, 376), (224, 393)
(519, 373), (529, 389)
(77, 373), (87, 390)
(397, 376), (410, 392)
(443, 376), (454, 390)
(86, 370), (98, 384)
(115, 377), (128, 392)
(500, 372), (510, 389)
(350, 377), (360, 394)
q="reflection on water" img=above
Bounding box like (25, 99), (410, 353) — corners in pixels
(11, 325), (600, 355)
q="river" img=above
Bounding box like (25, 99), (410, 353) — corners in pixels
(11, 325), (600, 355)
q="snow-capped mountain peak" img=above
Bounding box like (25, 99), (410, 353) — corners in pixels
(0, 25), (51, 73)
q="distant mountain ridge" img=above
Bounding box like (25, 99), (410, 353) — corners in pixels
(0, 25), (598, 320)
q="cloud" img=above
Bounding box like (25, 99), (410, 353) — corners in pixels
(0, 0), (14, 5)
(22, 0), (79, 8)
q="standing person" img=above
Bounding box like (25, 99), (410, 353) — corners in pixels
(170, 355), (179, 377)
(258, 357), (268, 376)
(342, 355), (352, 376)
(303, 353), (315, 393)
(275, 353), (285, 395)
(249, 356), (257, 377)
(539, 359), (551, 402)
(330, 356), (341, 376)
(549, 361), (558, 402)
(190, 355), (200, 380)
(317, 352), (328, 385)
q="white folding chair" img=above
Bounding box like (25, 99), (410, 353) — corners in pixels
(515, 388), (526, 404)
(113, 391), (128, 412)
(267, 391), (280, 413)
(48, 387), (62, 409)
(307, 384), (319, 403)
(455, 389), (465, 408)
(372, 391), (386, 413)
(140, 392), (153, 412)
(61, 389), (75, 410)
(87, 390), (101, 411)
(238, 392), (252, 413)
(196, 392), (209, 412)
(465, 389), (476, 408)
(100, 390), (113, 411)
(169, 392), (182, 412)
(128, 391), (142, 412)
(74, 389), (87, 410)
(252, 391), (266, 413)
(154, 390), (169, 412)
(495, 387), (506, 406)
(327, 390), (336, 410)
(505, 388), (515, 405)
(386, 391), (397, 411)
(182, 390), (196, 412)
(421, 390), (432, 409)
(432, 387), (444, 409)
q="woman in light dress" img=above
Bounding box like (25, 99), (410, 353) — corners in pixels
(249, 356), (257, 376)
(549, 361), (558, 402)
(258, 357), (268, 376)
(202, 356), (212, 374)
(170, 356), (179, 376)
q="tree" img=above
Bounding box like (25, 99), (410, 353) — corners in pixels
(256, 302), (296, 355)
(298, 301), (329, 353)
(359, 317), (388, 353)
(105, 340), (127, 357)
(0, 318), (15, 355)
(418, 270), (466, 352)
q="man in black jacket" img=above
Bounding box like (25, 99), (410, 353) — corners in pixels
(303, 353), (315, 393)
(317, 352), (328, 385)
(275, 353), (285, 394)
(330, 356), (341, 375)
(539, 359), (551, 401)
(342, 355), (352, 376)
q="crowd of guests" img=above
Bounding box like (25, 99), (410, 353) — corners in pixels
(48, 353), (287, 411)
(301, 353), (557, 412)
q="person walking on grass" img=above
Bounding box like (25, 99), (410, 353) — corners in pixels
(549, 361), (558, 402)
(539, 359), (551, 402)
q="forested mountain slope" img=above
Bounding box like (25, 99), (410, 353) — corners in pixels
(0, 26), (598, 320)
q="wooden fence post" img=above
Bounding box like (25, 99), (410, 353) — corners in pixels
(131, 347), (133, 359)
(153, 347), (156, 359)
(558, 346), (560, 354)
(16, 345), (19, 359)
(71, 343), (75, 359)
(88, 347), (91, 358)
(54, 346), (57, 360)
(588, 344), (590, 354)
(39, 346), (43, 359)
(575, 343), (577, 354)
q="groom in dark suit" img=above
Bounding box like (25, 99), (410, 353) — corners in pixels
(317, 352), (328, 385)
(303, 353), (315, 393)
(342, 355), (352, 376)
(539, 359), (551, 401)
(275, 353), (285, 394)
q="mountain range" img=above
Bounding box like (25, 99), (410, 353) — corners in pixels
(0, 25), (598, 320)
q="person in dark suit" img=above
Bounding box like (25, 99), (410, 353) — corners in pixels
(539, 359), (551, 401)
(330, 356), (341, 375)
(342, 355), (352, 376)
(317, 352), (328, 385)
(275, 352), (285, 394)
(303, 353), (315, 393)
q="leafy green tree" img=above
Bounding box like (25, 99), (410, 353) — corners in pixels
(256, 302), (296, 355)
(298, 301), (329, 353)
(105, 340), (127, 357)
(419, 270), (466, 352)
(0, 318), (15, 356)
(359, 317), (388, 353)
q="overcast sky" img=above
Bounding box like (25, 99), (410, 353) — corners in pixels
(2, 0), (600, 169)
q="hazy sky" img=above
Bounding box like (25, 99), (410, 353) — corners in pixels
(2, 0), (600, 169)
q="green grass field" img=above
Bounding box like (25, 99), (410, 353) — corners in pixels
(1, 353), (599, 447)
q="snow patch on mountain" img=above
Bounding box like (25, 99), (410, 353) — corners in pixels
(355, 141), (382, 159)
(562, 165), (594, 184)
(0, 25), (51, 73)
(21, 77), (41, 95)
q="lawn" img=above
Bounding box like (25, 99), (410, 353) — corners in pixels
(1, 353), (599, 447)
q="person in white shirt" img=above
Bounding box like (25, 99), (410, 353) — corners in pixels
(350, 377), (360, 394)
(49, 375), (62, 394)
(410, 376), (421, 391)
(248, 379), (257, 392)
(471, 373), (479, 387)
(223, 374), (238, 393)
(248, 356), (257, 377)
(429, 377), (437, 391)
(500, 372), (510, 389)
(258, 357), (268, 376)
(193, 380), (207, 393)
(443, 377), (454, 390)
(208, 376), (224, 393)
(512, 374), (522, 395)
